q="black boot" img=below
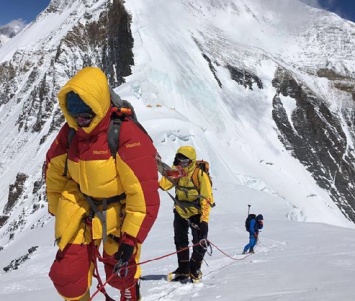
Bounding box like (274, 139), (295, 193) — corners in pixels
(189, 258), (202, 282)
(168, 266), (190, 282)
(176, 246), (190, 274)
(168, 248), (190, 282)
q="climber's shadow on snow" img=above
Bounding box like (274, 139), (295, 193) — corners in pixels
(140, 274), (167, 281)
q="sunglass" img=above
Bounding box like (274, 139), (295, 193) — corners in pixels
(175, 154), (191, 167)
(70, 112), (94, 119)
(74, 113), (95, 127)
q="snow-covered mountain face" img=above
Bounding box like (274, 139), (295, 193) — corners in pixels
(0, 20), (26, 47)
(0, 0), (355, 259)
(0, 0), (133, 239)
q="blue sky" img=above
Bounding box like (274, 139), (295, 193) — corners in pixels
(300, 0), (355, 22)
(0, 0), (50, 26)
(0, 0), (354, 27)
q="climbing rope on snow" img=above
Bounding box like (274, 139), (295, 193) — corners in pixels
(89, 239), (252, 300)
(208, 241), (253, 261)
(89, 242), (202, 300)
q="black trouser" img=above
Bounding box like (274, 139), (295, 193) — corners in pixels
(173, 209), (206, 273)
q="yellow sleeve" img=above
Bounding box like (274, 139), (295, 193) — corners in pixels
(45, 125), (72, 216)
(198, 172), (214, 223)
(159, 176), (175, 191)
(46, 155), (69, 216)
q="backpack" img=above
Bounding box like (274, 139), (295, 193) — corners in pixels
(245, 214), (256, 232)
(63, 86), (149, 176)
(191, 160), (212, 189)
(191, 160), (215, 207)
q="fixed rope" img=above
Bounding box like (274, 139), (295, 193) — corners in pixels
(90, 242), (201, 300)
(90, 239), (252, 300)
(208, 241), (253, 260)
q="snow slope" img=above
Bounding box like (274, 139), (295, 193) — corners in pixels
(1, 180), (355, 300)
(1, 0), (355, 300)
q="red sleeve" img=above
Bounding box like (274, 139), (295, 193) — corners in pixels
(117, 118), (160, 243)
(46, 123), (71, 166)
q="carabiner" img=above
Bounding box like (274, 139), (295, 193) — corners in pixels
(113, 260), (129, 278)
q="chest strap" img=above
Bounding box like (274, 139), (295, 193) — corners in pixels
(166, 190), (201, 213)
(175, 185), (214, 208)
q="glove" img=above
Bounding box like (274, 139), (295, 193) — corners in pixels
(165, 165), (187, 179)
(114, 242), (134, 263)
(113, 234), (136, 275)
(254, 233), (258, 239)
(199, 222), (208, 240)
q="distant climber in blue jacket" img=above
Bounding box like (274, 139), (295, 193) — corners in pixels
(243, 214), (264, 254)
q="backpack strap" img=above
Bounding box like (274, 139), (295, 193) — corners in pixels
(175, 168), (215, 208)
(107, 111), (152, 160)
(191, 164), (212, 190)
(191, 167), (202, 190)
(63, 127), (76, 177)
(107, 115), (122, 159)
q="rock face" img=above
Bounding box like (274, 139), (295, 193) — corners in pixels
(3, 173), (29, 215)
(272, 67), (355, 221)
(0, 0), (134, 140)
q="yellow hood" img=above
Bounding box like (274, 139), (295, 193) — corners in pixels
(176, 146), (196, 161)
(58, 67), (111, 133)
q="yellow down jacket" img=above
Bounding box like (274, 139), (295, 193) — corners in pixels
(159, 146), (213, 223)
(45, 67), (160, 250)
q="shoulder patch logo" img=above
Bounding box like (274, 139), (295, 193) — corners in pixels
(126, 142), (141, 148)
(93, 150), (109, 155)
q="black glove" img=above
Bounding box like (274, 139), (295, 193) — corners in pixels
(113, 234), (136, 276)
(114, 242), (134, 263)
(199, 222), (208, 240)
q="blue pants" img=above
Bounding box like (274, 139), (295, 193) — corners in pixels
(243, 235), (257, 253)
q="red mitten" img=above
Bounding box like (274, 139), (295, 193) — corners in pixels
(166, 165), (187, 179)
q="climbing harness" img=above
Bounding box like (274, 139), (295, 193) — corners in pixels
(84, 193), (126, 243)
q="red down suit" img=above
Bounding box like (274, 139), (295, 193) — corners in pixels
(45, 67), (160, 300)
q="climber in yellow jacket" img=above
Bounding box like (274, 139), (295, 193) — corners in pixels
(159, 146), (214, 282)
(45, 67), (160, 301)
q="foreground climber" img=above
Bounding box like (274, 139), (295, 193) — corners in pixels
(45, 67), (160, 300)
